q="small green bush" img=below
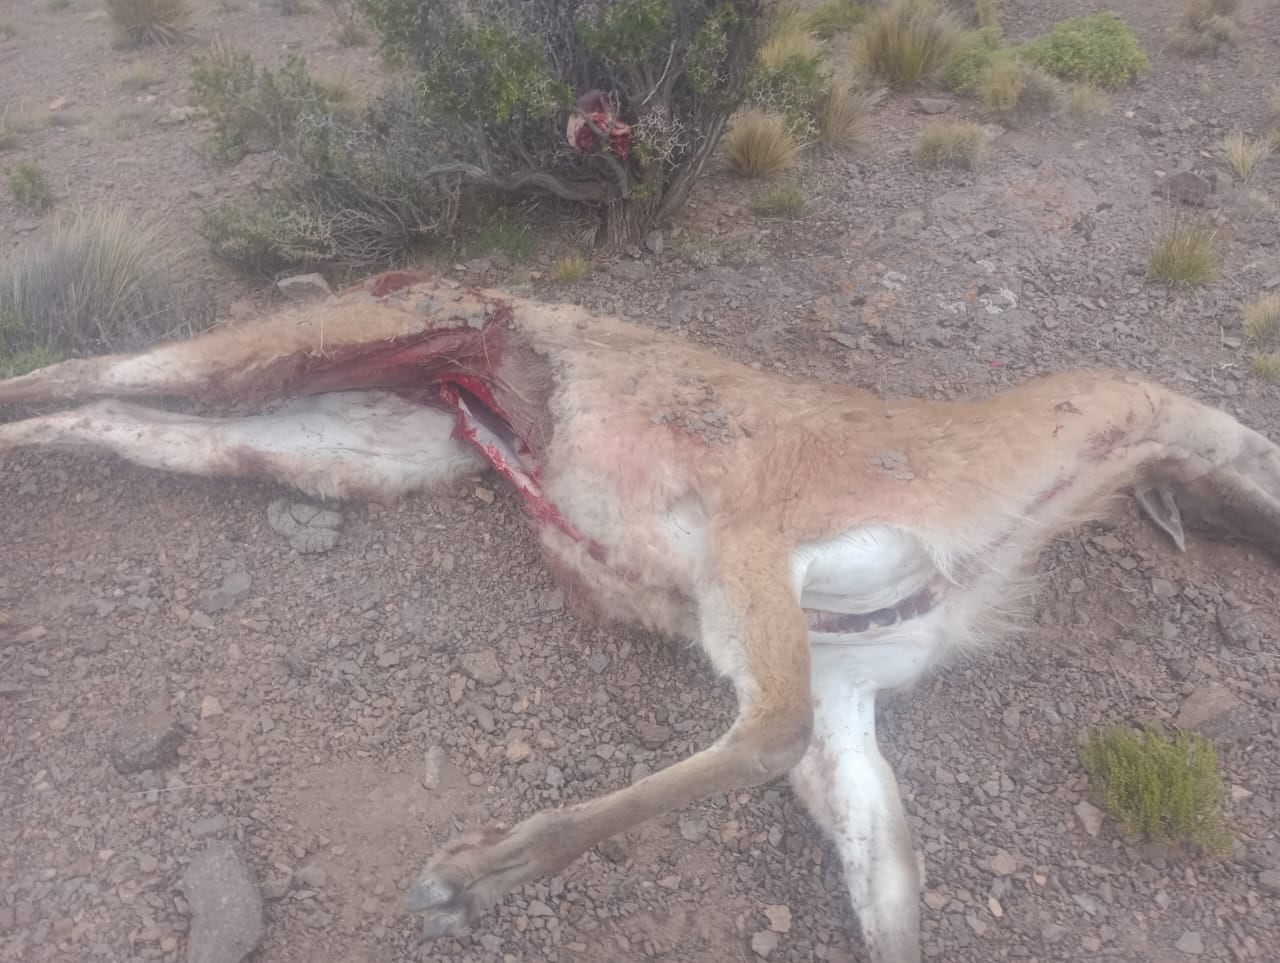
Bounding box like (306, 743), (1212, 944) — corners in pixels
(8, 163), (54, 211)
(942, 26), (1003, 93)
(189, 45), (352, 163)
(1017, 12), (1148, 89)
(1148, 220), (1219, 287)
(1081, 725), (1230, 855)
(468, 215), (535, 261)
(752, 182), (805, 217)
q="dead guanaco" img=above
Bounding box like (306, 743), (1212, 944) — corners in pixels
(3, 271), (1277, 963)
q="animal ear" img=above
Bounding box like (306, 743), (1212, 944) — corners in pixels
(1134, 486), (1186, 552)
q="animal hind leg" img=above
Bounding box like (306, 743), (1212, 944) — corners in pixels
(789, 649), (921, 963)
(0, 391), (485, 502)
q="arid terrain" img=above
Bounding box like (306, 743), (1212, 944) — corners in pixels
(2, 2), (1279, 962)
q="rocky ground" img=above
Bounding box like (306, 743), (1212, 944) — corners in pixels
(2, 1), (1280, 963)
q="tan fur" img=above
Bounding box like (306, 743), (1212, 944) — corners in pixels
(4, 271), (1278, 963)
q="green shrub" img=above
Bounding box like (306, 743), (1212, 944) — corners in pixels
(942, 26), (1003, 93)
(752, 182), (805, 217)
(979, 57), (1062, 120)
(199, 88), (462, 275)
(356, 0), (769, 248)
(1081, 725), (1230, 855)
(1017, 12), (1148, 89)
(468, 214), (535, 261)
(8, 163), (54, 211)
(190, 45), (352, 164)
(0, 345), (62, 378)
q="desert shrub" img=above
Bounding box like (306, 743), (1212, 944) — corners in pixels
(817, 83), (882, 149)
(748, 9), (830, 136)
(973, 0), (999, 31)
(1081, 725), (1230, 855)
(111, 61), (161, 92)
(552, 254), (591, 282)
(1222, 132), (1271, 183)
(752, 181), (804, 217)
(1017, 12), (1148, 89)
(1170, 0), (1240, 55)
(190, 44), (353, 163)
(467, 211), (536, 261)
(199, 88), (462, 275)
(803, 0), (868, 39)
(941, 25), (1001, 92)
(857, 0), (963, 91)
(105, 0), (192, 48)
(8, 163), (54, 211)
(1251, 353), (1280, 381)
(0, 206), (192, 360)
(1068, 82), (1109, 117)
(1243, 293), (1280, 343)
(357, 0), (768, 248)
(913, 118), (986, 169)
(979, 57), (1061, 119)
(721, 108), (796, 177)
(1148, 220), (1219, 287)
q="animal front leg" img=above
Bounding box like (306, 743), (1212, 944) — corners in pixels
(406, 536), (815, 940)
(790, 653), (921, 963)
(0, 392), (485, 501)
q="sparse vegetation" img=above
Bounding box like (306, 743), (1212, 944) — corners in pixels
(748, 8), (830, 136)
(552, 254), (591, 283)
(323, 0), (368, 46)
(1243, 293), (1280, 343)
(111, 61), (161, 93)
(912, 118), (987, 169)
(0, 206), (192, 364)
(8, 162), (54, 211)
(48, 0), (74, 12)
(752, 181), (805, 217)
(1018, 12), (1149, 89)
(1222, 132), (1271, 183)
(1268, 86), (1280, 142)
(1147, 220), (1219, 287)
(816, 83), (881, 149)
(468, 213), (535, 262)
(941, 25), (1002, 93)
(974, 0), (1000, 31)
(1081, 725), (1230, 855)
(1251, 353), (1280, 381)
(0, 108), (24, 152)
(1068, 82), (1109, 117)
(721, 108), (797, 177)
(1170, 0), (1241, 55)
(803, 0), (868, 39)
(189, 45), (353, 163)
(978, 56), (1062, 120)
(856, 0), (963, 91)
(105, 0), (193, 48)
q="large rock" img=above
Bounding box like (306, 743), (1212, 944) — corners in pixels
(109, 711), (185, 774)
(183, 842), (265, 963)
(1175, 684), (1260, 744)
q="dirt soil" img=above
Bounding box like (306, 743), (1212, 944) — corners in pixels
(3, 2), (1280, 963)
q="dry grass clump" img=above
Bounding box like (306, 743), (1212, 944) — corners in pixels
(8, 162), (54, 211)
(803, 0), (869, 39)
(111, 61), (161, 93)
(552, 254), (590, 284)
(1068, 82), (1109, 117)
(1169, 0), (1241, 55)
(856, 0), (964, 91)
(0, 206), (196, 363)
(1252, 353), (1280, 381)
(912, 118), (987, 170)
(106, 0), (193, 48)
(1243, 293), (1280, 343)
(816, 83), (883, 150)
(1268, 86), (1280, 145)
(1147, 220), (1219, 287)
(978, 56), (1062, 119)
(1222, 131), (1271, 183)
(722, 109), (797, 178)
(758, 7), (826, 70)
(1081, 725), (1230, 855)
(752, 182), (806, 218)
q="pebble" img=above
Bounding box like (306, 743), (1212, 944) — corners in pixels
(764, 904), (791, 933)
(990, 850), (1017, 876)
(295, 865), (327, 889)
(201, 695), (224, 719)
(423, 745), (447, 790)
(460, 649), (503, 686)
(679, 817), (709, 842)
(1075, 799), (1104, 837)
(1175, 931), (1204, 955)
(750, 930), (780, 958)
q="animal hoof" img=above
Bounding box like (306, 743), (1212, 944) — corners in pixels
(405, 874), (468, 940)
(404, 824), (517, 941)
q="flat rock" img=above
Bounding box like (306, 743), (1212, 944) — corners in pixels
(1075, 799), (1104, 837)
(751, 930), (780, 958)
(266, 498), (342, 554)
(183, 842), (265, 963)
(276, 272), (332, 302)
(913, 97), (953, 114)
(1175, 684), (1259, 743)
(460, 648), (503, 686)
(109, 711), (185, 774)
(198, 572), (252, 614)
(1174, 930), (1204, 955)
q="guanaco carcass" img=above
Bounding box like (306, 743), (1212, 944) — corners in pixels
(2, 271), (1277, 963)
